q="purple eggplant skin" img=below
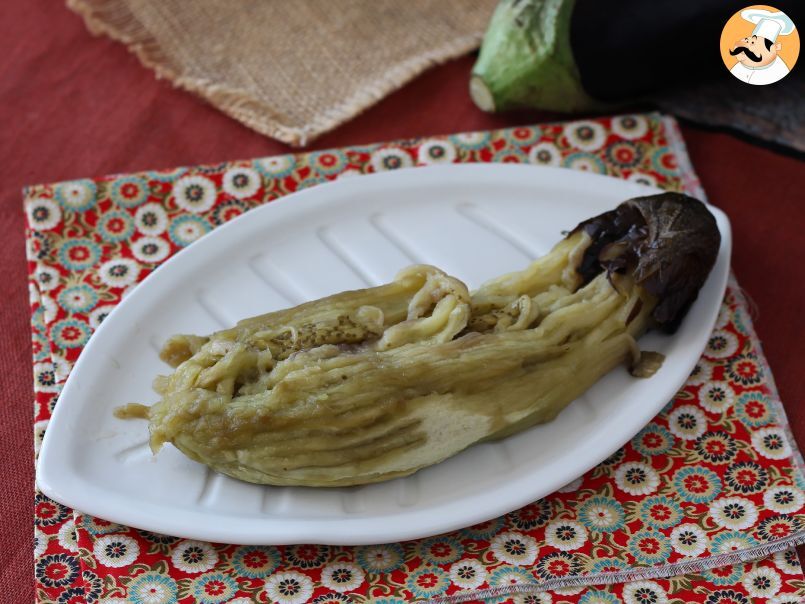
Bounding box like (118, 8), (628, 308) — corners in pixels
(573, 193), (721, 333)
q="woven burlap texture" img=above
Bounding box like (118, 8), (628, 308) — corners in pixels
(67, 0), (497, 146)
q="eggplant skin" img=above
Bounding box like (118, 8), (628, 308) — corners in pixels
(574, 193), (720, 332)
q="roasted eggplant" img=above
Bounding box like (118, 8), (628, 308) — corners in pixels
(116, 192), (720, 486)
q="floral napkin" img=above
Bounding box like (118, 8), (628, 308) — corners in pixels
(28, 113), (805, 603)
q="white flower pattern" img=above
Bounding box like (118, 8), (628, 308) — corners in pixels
(26, 197), (62, 231)
(29, 281), (40, 304)
(685, 360), (714, 386)
(41, 294), (58, 323)
(528, 142), (561, 166)
(545, 520), (587, 551)
(614, 462), (659, 496)
(564, 121), (607, 151)
(668, 405), (706, 440)
(264, 571), (314, 604)
(94, 534), (140, 568)
(370, 147), (413, 172)
(752, 427), (792, 460)
(135, 203), (169, 235)
(612, 115), (649, 140)
(764, 486), (804, 514)
(222, 167), (261, 199)
(35, 265), (61, 292)
(89, 304), (117, 328)
(254, 155), (294, 176)
(743, 567), (782, 598)
(98, 258), (140, 288)
(773, 549), (802, 575)
(57, 518), (79, 553)
(172, 175), (217, 213)
(417, 140), (457, 165)
(769, 596), (803, 604)
(132, 236), (171, 263)
(320, 562), (364, 593)
(709, 497), (758, 530)
(705, 329), (740, 359)
(170, 540), (217, 573)
(34, 527), (47, 559)
(34, 419), (49, 455)
(33, 362), (59, 393)
(626, 171), (657, 187)
(490, 531), (538, 566)
(698, 382), (735, 414)
(670, 524), (708, 557)
(622, 581), (668, 604)
(52, 354), (72, 381)
(449, 559), (486, 590)
(56, 181), (95, 210)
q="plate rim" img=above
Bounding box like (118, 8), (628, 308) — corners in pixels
(36, 163), (732, 544)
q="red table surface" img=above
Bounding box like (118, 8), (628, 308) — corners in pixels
(2, 2), (803, 601)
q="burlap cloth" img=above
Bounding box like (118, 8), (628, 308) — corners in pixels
(67, 0), (497, 146)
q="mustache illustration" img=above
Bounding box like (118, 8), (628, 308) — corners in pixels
(730, 46), (763, 62)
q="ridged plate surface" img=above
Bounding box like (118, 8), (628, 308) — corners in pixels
(37, 164), (731, 544)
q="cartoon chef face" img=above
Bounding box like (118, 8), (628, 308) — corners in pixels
(730, 34), (781, 68)
(730, 36), (782, 67)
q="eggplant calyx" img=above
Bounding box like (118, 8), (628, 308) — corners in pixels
(573, 192), (721, 332)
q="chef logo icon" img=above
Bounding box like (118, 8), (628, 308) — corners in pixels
(721, 5), (799, 85)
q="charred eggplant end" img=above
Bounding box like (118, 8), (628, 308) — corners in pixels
(573, 192), (720, 332)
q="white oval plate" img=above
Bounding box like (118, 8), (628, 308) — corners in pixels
(37, 164), (731, 545)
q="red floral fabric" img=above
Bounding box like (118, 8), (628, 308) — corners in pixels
(27, 113), (805, 603)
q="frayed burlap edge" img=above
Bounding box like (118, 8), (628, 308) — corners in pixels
(66, 0), (485, 146)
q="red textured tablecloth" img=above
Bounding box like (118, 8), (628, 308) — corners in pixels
(2, 2), (804, 601)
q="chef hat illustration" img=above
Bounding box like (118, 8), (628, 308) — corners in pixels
(741, 8), (796, 42)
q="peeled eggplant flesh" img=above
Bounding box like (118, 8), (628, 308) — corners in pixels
(116, 193), (720, 486)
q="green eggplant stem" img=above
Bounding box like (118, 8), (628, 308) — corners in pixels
(471, 0), (601, 113)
